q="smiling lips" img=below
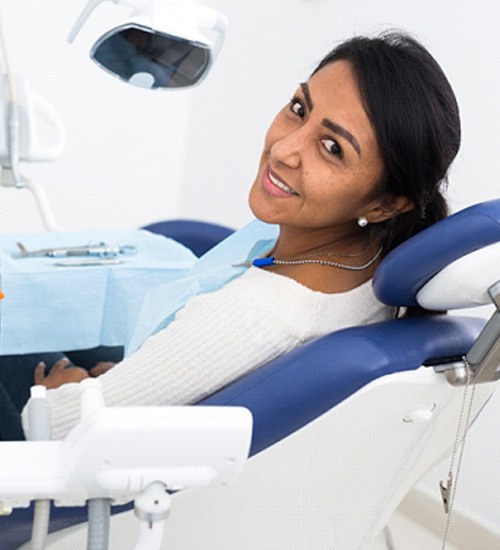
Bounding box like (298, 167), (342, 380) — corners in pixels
(262, 167), (299, 197)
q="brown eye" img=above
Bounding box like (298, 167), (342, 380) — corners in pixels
(321, 138), (342, 157)
(290, 98), (305, 118)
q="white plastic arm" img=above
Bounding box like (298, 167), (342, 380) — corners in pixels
(0, 381), (252, 509)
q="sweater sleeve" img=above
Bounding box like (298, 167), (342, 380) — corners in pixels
(22, 270), (312, 440)
(22, 268), (390, 440)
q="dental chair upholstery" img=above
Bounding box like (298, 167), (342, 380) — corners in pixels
(1, 201), (499, 549)
(142, 218), (235, 257)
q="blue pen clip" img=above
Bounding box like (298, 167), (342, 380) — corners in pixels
(252, 257), (275, 267)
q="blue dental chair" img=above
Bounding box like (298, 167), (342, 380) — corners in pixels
(142, 219), (235, 257)
(1, 201), (499, 549)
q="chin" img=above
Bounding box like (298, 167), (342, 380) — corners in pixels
(248, 183), (261, 217)
(248, 169), (291, 225)
(248, 185), (272, 224)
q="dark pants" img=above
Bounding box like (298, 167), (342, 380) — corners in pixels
(0, 347), (124, 441)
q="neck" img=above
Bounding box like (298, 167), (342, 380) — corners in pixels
(271, 224), (375, 260)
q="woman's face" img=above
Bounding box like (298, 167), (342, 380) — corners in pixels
(248, 60), (388, 235)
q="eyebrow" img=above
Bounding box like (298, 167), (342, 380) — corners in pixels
(299, 81), (361, 157)
(300, 82), (313, 111)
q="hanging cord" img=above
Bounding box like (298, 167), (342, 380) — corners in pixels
(440, 357), (476, 550)
(23, 176), (60, 231)
(0, 5), (23, 189)
(0, 171), (61, 230)
(0, 6), (60, 230)
(383, 525), (396, 550)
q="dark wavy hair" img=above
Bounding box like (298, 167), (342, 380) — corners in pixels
(313, 32), (461, 255)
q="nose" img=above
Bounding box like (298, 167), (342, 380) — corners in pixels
(269, 127), (306, 170)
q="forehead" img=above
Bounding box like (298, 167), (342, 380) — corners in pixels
(306, 60), (362, 106)
(305, 60), (377, 147)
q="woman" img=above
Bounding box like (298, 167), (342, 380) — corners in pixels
(23, 31), (460, 439)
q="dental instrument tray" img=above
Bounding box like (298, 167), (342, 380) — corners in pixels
(0, 220), (277, 357)
(0, 228), (198, 356)
(15, 241), (137, 258)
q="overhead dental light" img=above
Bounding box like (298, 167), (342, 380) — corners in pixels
(68, 0), (228, 89)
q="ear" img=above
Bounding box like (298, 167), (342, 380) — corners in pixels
(365, 194), (414, 224)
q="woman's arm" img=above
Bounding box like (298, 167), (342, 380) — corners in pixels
(22, 271), (310, 440)
(22, 268), (386, 440)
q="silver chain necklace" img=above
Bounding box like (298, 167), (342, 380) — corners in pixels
(235, 246), (383, 271)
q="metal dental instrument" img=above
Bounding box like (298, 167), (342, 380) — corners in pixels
(54, 258), (123, 267)
(16, 241), (137, 258)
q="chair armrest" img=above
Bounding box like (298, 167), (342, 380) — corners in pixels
(201, 315), (485, 455)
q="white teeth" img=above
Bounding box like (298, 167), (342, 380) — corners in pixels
(269, 172), (298, 195)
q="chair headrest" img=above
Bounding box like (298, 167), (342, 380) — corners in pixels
(373, 200), (500, 309)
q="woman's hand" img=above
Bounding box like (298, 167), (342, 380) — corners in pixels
(34, 357), (90, 390)
(34, 358), (117, 390)
(89, 361), (116, 377)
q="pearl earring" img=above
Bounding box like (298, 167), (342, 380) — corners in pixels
(357, 216), (368, 228)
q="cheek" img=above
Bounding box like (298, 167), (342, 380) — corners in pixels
(303, 165), (337, 200)
(305, 169), (376, 214)
(359, 144), (385, 189)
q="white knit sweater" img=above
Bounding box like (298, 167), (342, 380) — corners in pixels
(22, 267), (394, 440)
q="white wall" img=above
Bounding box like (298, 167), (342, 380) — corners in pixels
(1, 0), (499, 532)
(2, 1), (498, 231)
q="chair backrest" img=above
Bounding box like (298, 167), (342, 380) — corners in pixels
(142, 219), (234, 257)
(373, 199), (500, 308)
